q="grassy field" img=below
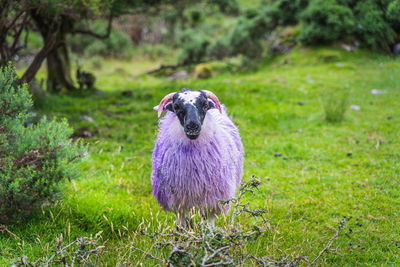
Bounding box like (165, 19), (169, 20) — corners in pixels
(1, 46), (399, 266)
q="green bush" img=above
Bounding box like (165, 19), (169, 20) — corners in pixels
(69, 21), (133, 58)
(298, 0), (355, 44)
(177, 29), (210, 64)
(211, 0), (240, 15)
(206, 6), (276, 60)
(0, 64), (86, 223)
(140, 44), (170, 59)
(268, 0), (309, 25)
(207, 36), (230, 59)
(186, 8), (203, 27)
(353, 0), (394, 51)
(387, 0), (400, 31)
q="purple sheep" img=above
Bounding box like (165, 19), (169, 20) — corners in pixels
(151, 89), (243, 226)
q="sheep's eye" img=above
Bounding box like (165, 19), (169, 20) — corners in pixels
(203, 103), (208, 111)
(174, 104), (180, 112)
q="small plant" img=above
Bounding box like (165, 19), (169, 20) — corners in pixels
(321, 87), (349, 123)
(0, 63), (86, 223)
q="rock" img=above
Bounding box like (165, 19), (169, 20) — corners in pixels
(341, 44), (354, 52)
(347, 152), (352, 157)
(73, 127), (94, 138)
(298, 101), (305, 106)
(168, 70), (189, 81)
(194, 64), (212, 79)
(81, 116), (94, 123)
(394, 43), (400, 55)
(274, 153), (282, 157)
(92, 89), (105, 95)
(350, 105), (360, 111)
(370, 89), (386, 95)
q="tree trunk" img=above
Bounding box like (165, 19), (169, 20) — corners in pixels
(20, 31), (57, 84)
(30, 10), (76, 93)
(46, 31), (76, 93)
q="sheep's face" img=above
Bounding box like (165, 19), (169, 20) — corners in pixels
(165, 91), (216, 140)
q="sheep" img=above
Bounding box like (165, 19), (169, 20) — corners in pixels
(151, 89), (243, 227)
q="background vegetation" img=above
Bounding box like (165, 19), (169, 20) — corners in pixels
(0, 0), (399, 265)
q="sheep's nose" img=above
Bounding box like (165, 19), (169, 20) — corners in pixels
(186, 121), (200, 131)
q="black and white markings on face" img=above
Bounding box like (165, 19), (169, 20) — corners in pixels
(177, 91), (201, 106)
(167, 90), (215, 140)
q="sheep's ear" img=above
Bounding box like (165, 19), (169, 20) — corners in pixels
(153, 103), (173, 112)
(165, 102), (174, 112)
(207, 99), (216, 110)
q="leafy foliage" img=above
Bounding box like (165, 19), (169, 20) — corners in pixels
(387, 0), (400, 31)
(268, 0), (309, 25)
(226, 9), (275, 58)
(210, 0), (240, 15)
(208, 7), (276, 60)
(177, 29), (210, 64)
(353, 0), (395, 51)
(295, 0), (400, 50)
(0, 64), (86, 223)
(69, 22), (133, 58)
(298, 0), (355, 44)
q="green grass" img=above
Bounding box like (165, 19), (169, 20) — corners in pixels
(2, 46), (400, 265)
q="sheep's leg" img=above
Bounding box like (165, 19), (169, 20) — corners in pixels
(176, 212), (192, 229)
(207, 217), (215, 228)
(200, 209), (216, 228)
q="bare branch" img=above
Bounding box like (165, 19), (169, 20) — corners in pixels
(306, 216), (347, 266)
(10, 12), (29, 54)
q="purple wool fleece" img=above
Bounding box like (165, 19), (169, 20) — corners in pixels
(151, 105), (243, 216)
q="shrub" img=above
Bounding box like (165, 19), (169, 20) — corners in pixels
(353, 0), (394, 51)
(0, 64), (86, 223)
(140, 44), (170, 59)
(298, 0), (355, 44)
(69, 21), (133, 58)
(177, 29), (210, 64)
(224, 8), (275, 58)
(211, 0), (240, 15)
(85, 29), (133, 58)
(268, 0), (309, 25)
(387, 0), (400, 31)
(207, 36), (230, 59)
(186, 8), (203, 27)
